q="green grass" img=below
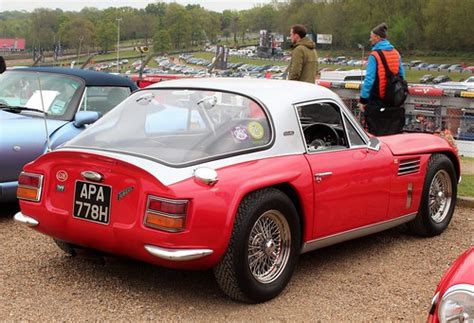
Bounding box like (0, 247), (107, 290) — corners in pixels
(459, 174), (474, 197)
(459, 157), (474, 197)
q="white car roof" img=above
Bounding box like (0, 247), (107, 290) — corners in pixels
(148, 78), (342, 111)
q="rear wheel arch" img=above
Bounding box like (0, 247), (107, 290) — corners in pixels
(232, 184), (305, 245)
(272, 183), (305, 246)
(214, 185), (303, 302)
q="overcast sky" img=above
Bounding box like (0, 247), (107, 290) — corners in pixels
(0, 0), (273, 13)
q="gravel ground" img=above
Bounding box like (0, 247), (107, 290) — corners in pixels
(0, 203), (472, 321)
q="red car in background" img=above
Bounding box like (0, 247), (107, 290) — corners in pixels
(428, 247), (474, 322)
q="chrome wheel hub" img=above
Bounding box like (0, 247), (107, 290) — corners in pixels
(429, 170), (452, 223)
(248, 210), (291, 284)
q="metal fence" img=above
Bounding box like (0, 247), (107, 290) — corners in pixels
(318, 82), (474, 157)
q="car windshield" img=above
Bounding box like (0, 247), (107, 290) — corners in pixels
(0, 70), (83, 118)
(65, 89), (272, 166)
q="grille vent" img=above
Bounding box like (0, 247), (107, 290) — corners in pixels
(398, 158), (421, 176)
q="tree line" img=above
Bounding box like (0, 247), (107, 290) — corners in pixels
(0, 0), (472, 55)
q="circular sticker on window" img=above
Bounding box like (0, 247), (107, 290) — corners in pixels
(247, 121), (265, 140)
(231, 125), (248, 141)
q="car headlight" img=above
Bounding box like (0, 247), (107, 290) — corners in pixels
(438, 284), (474, 323)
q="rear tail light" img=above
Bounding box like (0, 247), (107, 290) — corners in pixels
(17, 172), (43, 202)
(144, 196), (189, 232)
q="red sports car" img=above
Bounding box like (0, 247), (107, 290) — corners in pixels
(428, 247), (474, 323)
(15, 78), (460, 303)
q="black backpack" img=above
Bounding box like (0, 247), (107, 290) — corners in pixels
(376, 50), (408, 107)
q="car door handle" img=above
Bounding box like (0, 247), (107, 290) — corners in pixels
(314, 172), (333, 183)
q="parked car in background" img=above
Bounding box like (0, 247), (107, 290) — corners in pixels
(15, 78), (459, 303)
(416, 63), (430, 70)
(427, 64), (440, 71)
(433, 75), (452, 84)
(464, 76), (474, 83)
(462, 66), (474, 73)
(420, 74), (435, 84)
(409, 60), (422, 68)
(0, 67), (137, 202)
(448, 64), (463, 73)
(438, 64), (451, 71)
(427, 247), (473, 323)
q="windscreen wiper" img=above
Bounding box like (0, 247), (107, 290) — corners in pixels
(0, 104), (47, 115)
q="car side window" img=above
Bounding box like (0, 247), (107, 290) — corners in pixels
(297, 102), (350, 152)
(79, 86), (131, 115)
(343, 114), (366, 146)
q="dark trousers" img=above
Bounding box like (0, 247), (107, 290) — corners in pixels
(364, 99), (405, 136)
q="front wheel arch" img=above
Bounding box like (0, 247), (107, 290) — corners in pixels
(408, 153), (457, 236)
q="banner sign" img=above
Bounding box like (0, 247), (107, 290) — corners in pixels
(317, 34), (333, 44)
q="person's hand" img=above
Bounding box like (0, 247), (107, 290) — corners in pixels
(357, 102), (366, 112)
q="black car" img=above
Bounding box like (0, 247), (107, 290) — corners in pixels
(433, 75), (451, 84)
(419, 74), (434, 84)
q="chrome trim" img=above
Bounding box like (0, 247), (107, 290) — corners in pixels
(407, 183), (413, 208)
(301, 212), (417, 254)
(17, 172), (43, 202)
(80, 171), (103, 182)
(429, 291), (439, 315)
(442, 284), (474, 296)
(144, 244), (213, 261)
(293, 98), (370, 155)
(193, 167), (219, 186)
(398, 158), (421, 176)
(247, 210), (291, 284)
(438, 284), (474, 320)
(367, 137), (381, 152)
(13, 212), (39, 227)
(314, 172), (333, 183)
(144, 196), (188, 232)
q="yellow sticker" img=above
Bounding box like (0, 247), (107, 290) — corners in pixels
(460, 91), (474, 98)
(345, 82), (360, 90)
(247, 121), (265, 140)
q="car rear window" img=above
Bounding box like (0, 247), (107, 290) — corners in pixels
(65, 89), (272, 166)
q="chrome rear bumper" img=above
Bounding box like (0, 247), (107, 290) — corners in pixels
(14, 212), (39, 227)
(144, 244), (213, 261)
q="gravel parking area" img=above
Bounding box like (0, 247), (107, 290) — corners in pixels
(1, 204), (472, 321)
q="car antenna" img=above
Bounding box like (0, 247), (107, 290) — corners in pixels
(36, 72), (52, 152)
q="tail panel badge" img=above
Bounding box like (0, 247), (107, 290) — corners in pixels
(56, 170), (68, 182)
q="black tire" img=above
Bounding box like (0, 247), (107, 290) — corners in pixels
(213, 188), (301, 303)
(408, 154), (457, 237)
(53, 239), (77, 256)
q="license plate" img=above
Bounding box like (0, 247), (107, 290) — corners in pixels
(73, 181), (111, 224)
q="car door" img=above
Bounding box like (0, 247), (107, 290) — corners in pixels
(296, 100), (394, 239)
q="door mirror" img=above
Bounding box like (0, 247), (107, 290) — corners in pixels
(73, 111), (101, 128)
(367, 137), (380, 151)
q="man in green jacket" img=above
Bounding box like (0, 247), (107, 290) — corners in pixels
(288, 24), (318, 83)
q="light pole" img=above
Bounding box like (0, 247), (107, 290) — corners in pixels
(78, 35), (84, 64)
(357, 43), (365, 81)
(116, 17), (122, 73)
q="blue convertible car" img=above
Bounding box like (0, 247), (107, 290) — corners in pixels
(0, 67), (138, 202)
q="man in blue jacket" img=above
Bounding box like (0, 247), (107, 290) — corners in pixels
(358, 23), (405, 136)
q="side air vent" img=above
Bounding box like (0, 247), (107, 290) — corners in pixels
(398, 158), (421, 176)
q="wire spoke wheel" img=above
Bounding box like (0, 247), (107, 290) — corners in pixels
(428, 169), (452, 223)
(248, 210), (291, 284)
